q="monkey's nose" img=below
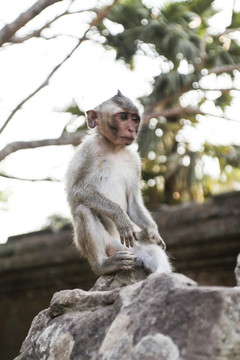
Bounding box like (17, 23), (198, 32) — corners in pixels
(127, 125), (135, 133)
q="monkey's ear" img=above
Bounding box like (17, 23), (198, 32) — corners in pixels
(86, 110), (98, 129)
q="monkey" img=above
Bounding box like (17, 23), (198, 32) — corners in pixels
(65, 91), (172, 275)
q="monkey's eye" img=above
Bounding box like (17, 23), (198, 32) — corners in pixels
(119, 112), (128, 120)
(132, 114), (140, 123)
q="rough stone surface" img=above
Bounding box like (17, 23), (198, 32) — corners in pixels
(14, 271), (240, 360)
(235, 253), (240, 286)
(90, 267), (150, 291)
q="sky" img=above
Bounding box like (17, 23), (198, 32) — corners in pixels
(0, 0), (240, 243)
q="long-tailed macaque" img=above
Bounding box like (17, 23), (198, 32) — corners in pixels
(65, 91), (172, 275)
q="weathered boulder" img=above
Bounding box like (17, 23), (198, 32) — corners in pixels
(14, 271), (240, 360)
(235, 253), (240, 287)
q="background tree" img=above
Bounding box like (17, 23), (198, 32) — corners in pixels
(95, 0), (240, 203)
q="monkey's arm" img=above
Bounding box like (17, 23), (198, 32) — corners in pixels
(127, 189), (166, 249)
(74, 189), (137, 247)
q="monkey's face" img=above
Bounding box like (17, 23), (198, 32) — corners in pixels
(103, 110), (141, 147)
(86, 94), (141, 148)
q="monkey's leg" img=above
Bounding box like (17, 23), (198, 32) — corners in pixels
(74, 205), (136, 275)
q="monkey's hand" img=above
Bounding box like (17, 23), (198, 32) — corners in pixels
(147, 229), (166, 250)
(117, 213), (138, 248)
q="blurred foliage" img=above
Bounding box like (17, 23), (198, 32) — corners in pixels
(98, 0), (240, 204)
(0, 187), (10, 206)
(62, 101), (88, 134)
(0, 191), (8, 203)
(65, 102), (85, 117)
(42, 214), (71, 232)
(65, 0), (240, 205)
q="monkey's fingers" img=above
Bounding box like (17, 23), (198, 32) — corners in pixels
(125, 233), (133, 248)
(120, 234), (125, 246)
(148, 233), (157, 243)
(129, 230), (136, 247)
(115, 250), (136, 260)
(155, 233), (166, 249)
(159, 238), (166, 250)
(120, 234), (130, 248)
(123, 230), (135, 248)
(133, 232), (138, 241)
(148, 232), (166, 250)
(129, 236), (134, 248)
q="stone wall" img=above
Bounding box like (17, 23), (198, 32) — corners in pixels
(0, 229), (98, 360)
(155, 191), (240, 286)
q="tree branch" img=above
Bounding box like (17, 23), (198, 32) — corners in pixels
(200, 87), (240, 92)
(199, 33), (208, 68)
(0, 0), (119, 135)
(143, 86), (190, 122)
(198, 27), (240, 71)
(142, 106), (205, 125)
(214, 27), (240, 37)
(142, 104), (240, 125)
(208, 63), (240, 74)
(0, 0), (62, 46)
(9, 8), (98, 44)
(0, 172), (60, 182)
(0, 131), (86, 161)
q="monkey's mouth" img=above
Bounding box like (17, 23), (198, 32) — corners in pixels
(120, 136), (135, 143)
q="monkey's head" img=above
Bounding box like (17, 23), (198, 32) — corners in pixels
(86, 91), (141, 147)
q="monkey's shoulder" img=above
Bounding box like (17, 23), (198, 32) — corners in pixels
(71, 135), (98, 164)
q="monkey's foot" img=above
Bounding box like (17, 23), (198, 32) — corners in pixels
(101, 250), (136, 274)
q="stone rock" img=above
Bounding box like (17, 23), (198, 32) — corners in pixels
(14, 271), (240, 360)
(235, 253), (240, 286)
(90, 267), (150, 291)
